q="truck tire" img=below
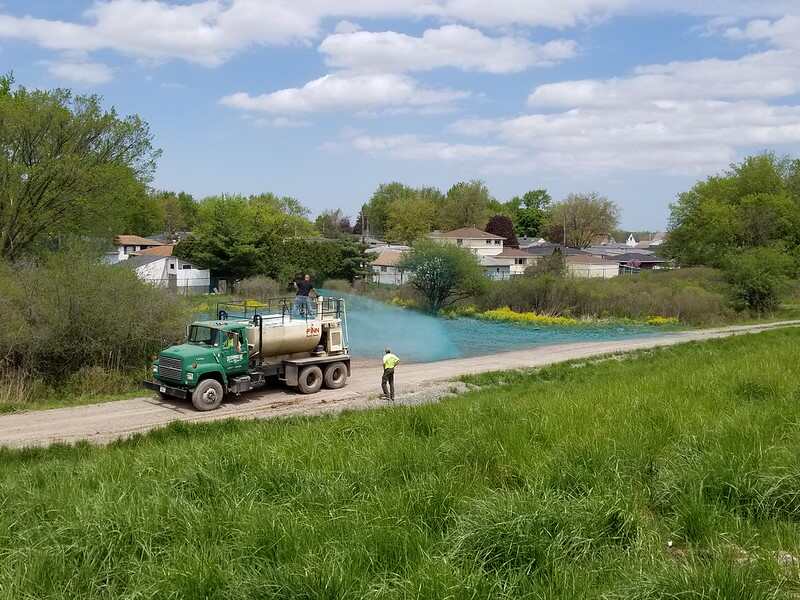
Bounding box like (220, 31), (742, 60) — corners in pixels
(298, 366), (323, 394)
(324, 362), (348, 389)
(192, 379), (224, 411)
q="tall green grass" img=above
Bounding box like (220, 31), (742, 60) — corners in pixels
(1, 330), (800, 598)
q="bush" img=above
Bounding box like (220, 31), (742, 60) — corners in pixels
(475, 269), (730, 325)
(236, 276), (283, 300)
(723, 246), (795, 313)
(0, 251), (187, 382)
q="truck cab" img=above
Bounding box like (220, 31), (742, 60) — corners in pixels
(145, 297), (350, 411)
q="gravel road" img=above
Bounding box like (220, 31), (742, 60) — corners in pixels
(1, 321), (797, 449)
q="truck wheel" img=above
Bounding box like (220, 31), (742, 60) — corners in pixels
(324, 362), (348, 389)
(298, 366), (323, 394)
(192, 379), (224, 411)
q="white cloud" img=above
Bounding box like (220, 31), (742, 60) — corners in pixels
(0, 0), (686, 68)
(724, 15), (800, 50)
(254, 116), (312, 128)
(320, 25), (577, 74)
(343, 133), (519, 162)
(333, 20), (361, 34)
(443, 44), (800, 174)
(45, 58), (114, 84)
(220, 73), (469, 114)
(527, 50), (800, 108)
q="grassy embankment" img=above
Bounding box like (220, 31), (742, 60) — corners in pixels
(2, 329), (800, 598)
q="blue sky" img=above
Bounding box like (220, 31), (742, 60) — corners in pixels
(2, 1), (799, 230)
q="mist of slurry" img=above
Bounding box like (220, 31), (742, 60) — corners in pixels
(327, 291), (659, 363)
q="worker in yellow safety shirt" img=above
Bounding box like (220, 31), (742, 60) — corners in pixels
(382, 348), (400, 401)
(223, 331), (241, 352)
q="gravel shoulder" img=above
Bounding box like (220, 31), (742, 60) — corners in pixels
(1, 321), (798, 449)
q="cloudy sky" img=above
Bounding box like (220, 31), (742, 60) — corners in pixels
(2, 1), (799, 229)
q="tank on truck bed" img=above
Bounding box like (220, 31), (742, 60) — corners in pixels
(144, 296), (351, 411)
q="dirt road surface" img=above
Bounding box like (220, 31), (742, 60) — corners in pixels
(1, 321), (798, 449)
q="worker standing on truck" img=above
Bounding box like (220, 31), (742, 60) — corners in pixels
(293, 274), (316, 318)
(382, 348), (400, 401)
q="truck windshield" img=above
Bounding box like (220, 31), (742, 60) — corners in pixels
(188, 326), (221, 346)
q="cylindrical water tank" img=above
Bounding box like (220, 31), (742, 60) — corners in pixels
(246, 318), (323, 356)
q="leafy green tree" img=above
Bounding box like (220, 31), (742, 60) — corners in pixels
(364, 183), (416, 237)
(439, 180), (492, 231)
(385, 193), (436, 245)
(724, 246), (795, 312)
(400, 239), (486, 313)
(0, 73), (160, 260)
(545, 193), (620, 248)
(666, 154), (800, 267)
(514, 189), (552, 237)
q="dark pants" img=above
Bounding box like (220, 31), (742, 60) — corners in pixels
(381, 368), (395, 400)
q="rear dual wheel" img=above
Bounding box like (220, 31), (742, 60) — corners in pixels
(297, 363), (348, 394)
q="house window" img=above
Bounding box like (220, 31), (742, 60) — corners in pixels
(380, 266), (387, 272)
(182, 264), (192, 270)
(169, 263), (175, 270)
(494, 240), (501, 245)
(486, 240), (492, 245)
(456, 239), (463, 246)
(516, 258), (525, 265)
(124, 246), (132, 254)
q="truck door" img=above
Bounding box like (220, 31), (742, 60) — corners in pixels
(221, 329), (248, 373)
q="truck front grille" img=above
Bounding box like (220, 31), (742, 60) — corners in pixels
(159, 356), (182, 382)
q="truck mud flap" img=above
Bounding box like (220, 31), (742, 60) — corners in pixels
(143, 380), (189, 400)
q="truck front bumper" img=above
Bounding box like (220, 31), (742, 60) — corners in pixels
(143, 380), (189, 400)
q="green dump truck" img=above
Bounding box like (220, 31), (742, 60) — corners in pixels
(144, 296), (350, 411)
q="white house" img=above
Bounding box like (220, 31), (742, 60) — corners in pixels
(626, 234), (638, 247)
(370, 249), (407, 286)
(106, 235), (166, 264)
(495, 248), (534, 276)
(125, 255), (211, 294)
(431, 227), (505, 257)
(480, 256), (512, 280)
(566, 255), (619, 279)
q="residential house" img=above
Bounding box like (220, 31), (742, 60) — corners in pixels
(565, 255), (619, 279)
(495, 247), (535, 276)
(431, 227), (505, 257)
(124, 255), (211, 294)
(626, 234), (638, 247)
(370, 249), (407, 286)
(481, 256), (512, 280)
(517, 237), (548, 249)
(106, 235), (165, 264)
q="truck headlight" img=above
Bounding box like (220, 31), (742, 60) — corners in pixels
(186, 372), (194, 381)
(152, 364), (158, 373)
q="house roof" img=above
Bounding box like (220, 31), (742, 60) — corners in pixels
(122, 255), (165, 269)
(566, 255), (613, 265)
(133, 244), (175, 257)
(526, 245), (589, 257)
(480, 256), (513, 267)
(371, 249), (406, 267)
(114, 235), (164, 247)
(496, 248), (532, 259)
(437, 227), (505, 240)
(613, 253), (668, 263)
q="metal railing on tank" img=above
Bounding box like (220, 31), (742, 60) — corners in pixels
(216, 296), (345, 325)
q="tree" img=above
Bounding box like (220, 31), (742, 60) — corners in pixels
(666, 154), (800, 267)
(0, 74), (160, 260)
(363, 182), (416, 237)
(545, 193), (620, 249)
(724, 246), (794, 312)
(514, 189), (551, 237)
(385, 193), (436, 245)
(485, 215), (519, 248)
(439, 180), (492, 231)
(151, 190), (197, 235)
(400, 239), (486, 313)
(315, 209), (351, 238)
